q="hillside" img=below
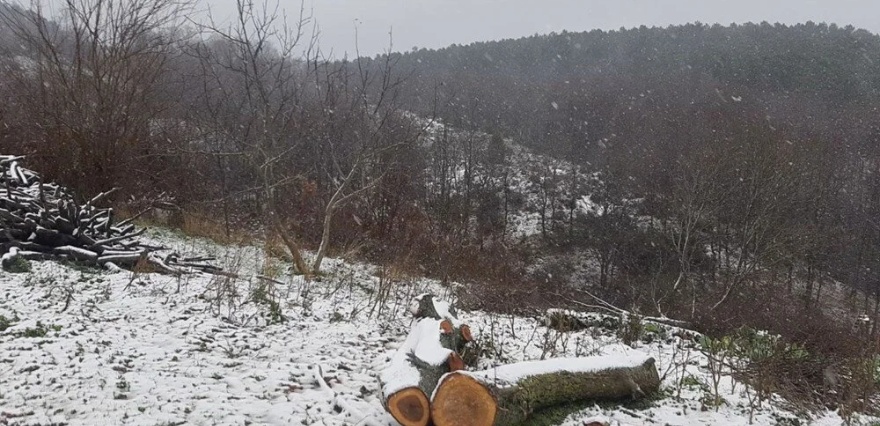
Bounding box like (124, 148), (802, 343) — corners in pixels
(369, 23), (880, 330)
(388, 22), (880, 157)
(1, 229), (875, 426)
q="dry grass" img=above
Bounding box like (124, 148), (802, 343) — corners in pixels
(260, 257), (286, 280)
(132, 256), (162, 274)
(114, 205), (254, 246)
(179, 211), (253, 245)
(263, 233), (293, 261)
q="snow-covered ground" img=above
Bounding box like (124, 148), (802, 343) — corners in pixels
(0, 229), (875, 425)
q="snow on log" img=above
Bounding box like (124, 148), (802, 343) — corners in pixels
(380, 317), (462, 426)
(410, 293), (475, 363)
(430, 354), (661, 426)
(411, 293), (459, 322)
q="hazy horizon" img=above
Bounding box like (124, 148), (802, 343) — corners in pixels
(199, 0), (880, 57)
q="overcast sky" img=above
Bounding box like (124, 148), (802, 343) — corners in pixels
(201, 0), (879, 57)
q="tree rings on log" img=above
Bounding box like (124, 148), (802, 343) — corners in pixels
(460, 324), (473, 342)
(431, 373), (497, 426)
(385, 387), (431, 426)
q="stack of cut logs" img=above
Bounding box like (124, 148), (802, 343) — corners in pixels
(380, 293), (476, 426)
(0, 155), (213, 273)
(381, 294), (662, 426)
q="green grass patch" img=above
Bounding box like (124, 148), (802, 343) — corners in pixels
(3, 256), (31, 273)
(0, 314), (19, 332)
(16, 321), (61, 338)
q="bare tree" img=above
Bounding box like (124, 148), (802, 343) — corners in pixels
(187, 0), (315, 273)
(655, 145), (726, 317)
(190, 0), (419, 277)
(706, 131), (798, 312)
(0, 0), (191, 194)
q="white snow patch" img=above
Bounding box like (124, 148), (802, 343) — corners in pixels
(380, 318), (451, 396)
(0, 227), (875, 426)
(469, 353), (651, 386)
(1, 246), (19, 263)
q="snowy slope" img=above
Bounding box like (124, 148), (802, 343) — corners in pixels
(0, 229), (875, 426)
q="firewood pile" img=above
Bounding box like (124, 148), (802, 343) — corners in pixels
(0, 155), (214, 274)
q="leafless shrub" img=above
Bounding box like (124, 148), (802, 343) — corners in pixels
(0, 0), (193, 195)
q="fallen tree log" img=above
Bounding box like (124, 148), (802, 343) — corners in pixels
(380, 317), (463, 426)
(430, 354), (660, 426)
(542, 307), (692, 341)
(380, 295), (480, 426)
(52, 246), (99, 263)
(542, 309), (593, 332)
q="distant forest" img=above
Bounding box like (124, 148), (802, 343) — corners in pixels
(377, 22), (880, 326)
(392, 21), (880, 157)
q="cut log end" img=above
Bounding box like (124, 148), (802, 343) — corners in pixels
(431, 373), (497, 426)
(460, 324), (473, 342)
(386, 387), (431, 426)
(440, 319), (453, 334)
(448, 352), (465, 372)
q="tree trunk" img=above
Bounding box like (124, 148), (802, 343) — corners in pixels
(431, 355), (660, 426)
(270, 213), (310, 278)
(311, 203), (334, 274)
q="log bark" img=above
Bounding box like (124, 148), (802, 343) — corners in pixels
(411, 293), (459, 320)
(431, 355), (660, 426)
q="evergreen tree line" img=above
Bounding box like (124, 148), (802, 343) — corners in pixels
(378, 22), (880, 336)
